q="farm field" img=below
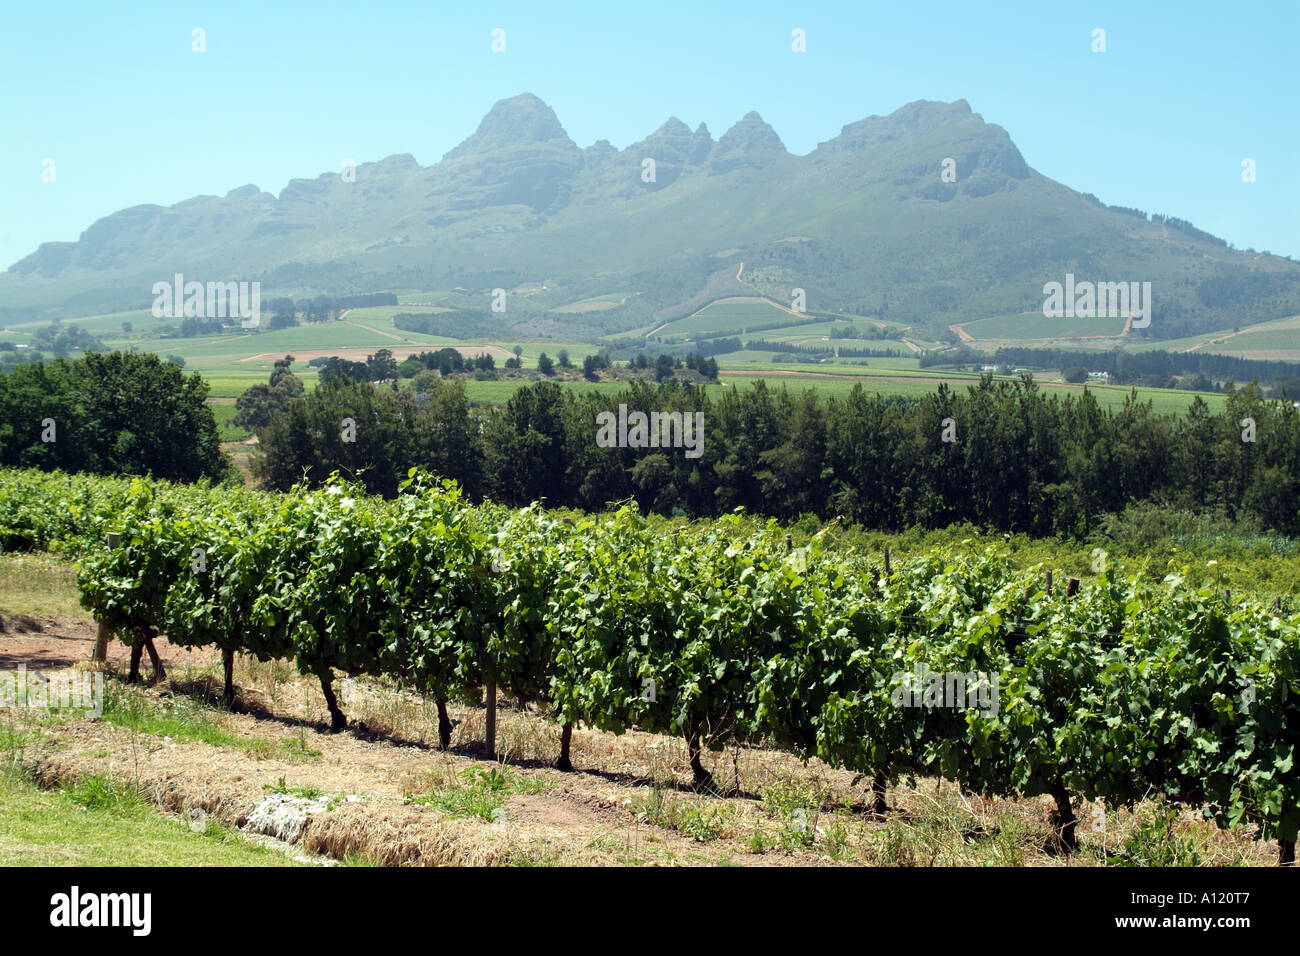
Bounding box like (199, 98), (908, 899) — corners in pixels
(1125, 332), (1229, 353)
(202, 373), (318, 399)
(1, 299), (1269, 419)
(2, 308), (158, 340)
(654, 297), (809, 337)
(708, 363), (1228, 412)
(21, 305), (599, 384)
(742, 319), (861, 341)
(396, 291), (457, 305)
(554, 293), (633, 313)
(960, 311), (1128, 342)
(803, 338), (914, 352)
(429, 366), (1230, 414)
(116, 314), (461, 365)
(343, 305), (456, 325)
(957, 312), (1299, 361)
(209, 403), (249, 441)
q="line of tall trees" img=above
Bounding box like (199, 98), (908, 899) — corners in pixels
(253, 374), (1300, 537)
(988, 347), (1300, 389)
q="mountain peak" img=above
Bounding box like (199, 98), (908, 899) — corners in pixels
(657, 116), (692, 137)
(443, 93), (573, 161)
(709, 111), (786, 173)
(433, 94), (581, 212)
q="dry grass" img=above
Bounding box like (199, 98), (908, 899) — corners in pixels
(0, 553), (83, 617)
(0, 647), (1280, 868)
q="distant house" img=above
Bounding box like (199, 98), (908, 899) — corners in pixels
(240, 318), (260, 330)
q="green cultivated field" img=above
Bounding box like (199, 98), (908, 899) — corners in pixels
(1125, 332), (1226, 353)
(714, 349), (784, 362)
(810, 338), (914, 352)
(732, 319), (848, 341)
(6, 301), (1254, 417)
(1214, 328), (1300, 359)
(961, 312), (1300, 361)
(209, 403), (251, 441)
(397, 291), (457, 304)
(3, 308), (157, 336)
(345, 305), (455, 323)
(450, 366), (1229, 414)
(655, 297), (802, 336)
(199, 372), (317, 398)
(554, 292), (632, 313)
(963, 311), (1127, 341)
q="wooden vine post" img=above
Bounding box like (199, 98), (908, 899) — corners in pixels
(91, 622), (110, 664)
(484, 682), (497, 760)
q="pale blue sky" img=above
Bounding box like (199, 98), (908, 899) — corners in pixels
(2, 0), (1296, 270)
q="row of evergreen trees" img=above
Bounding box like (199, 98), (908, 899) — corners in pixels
(253, 374), (1300, 537)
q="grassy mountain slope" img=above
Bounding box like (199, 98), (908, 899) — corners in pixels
(4, 94), (1298, 342)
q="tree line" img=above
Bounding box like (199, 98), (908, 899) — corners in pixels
(0, 352), (229, 482)
(987, 347), (1300, 391)
(253, 373), (1300, 537)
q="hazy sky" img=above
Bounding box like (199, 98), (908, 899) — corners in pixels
(2, 0), (1296, 270)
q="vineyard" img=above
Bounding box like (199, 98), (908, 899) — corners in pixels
(1, 466), (1298, 863)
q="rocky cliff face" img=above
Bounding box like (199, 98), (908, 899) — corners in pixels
(428, 93), (583, 213)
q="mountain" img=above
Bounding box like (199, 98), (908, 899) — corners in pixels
(4, 92), (1299, 340)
